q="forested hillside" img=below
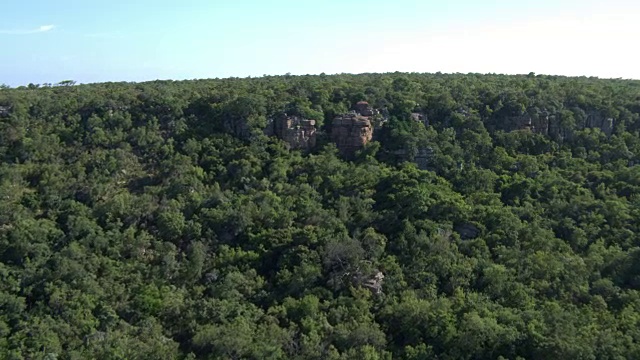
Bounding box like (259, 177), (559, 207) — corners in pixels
(2, 73), (640, 359)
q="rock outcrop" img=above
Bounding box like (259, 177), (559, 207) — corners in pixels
(414, 147), (434, 170)
(332, 112), (373, 156)
(363, 271), (385, 295)
(501, 109), (615, 139)
(411, 112), (429, 127)
(0, 105), (11, 117)
(266, 114), (317, 150)
(330, 101), (386, 156)
(393, 147), (434, 170)
(354, 101), (378, 117)
(585, 111), (614, 136)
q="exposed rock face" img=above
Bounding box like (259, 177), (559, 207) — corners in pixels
(411, 112), (429, 127)
(512, 114), (534, 131)
(0, 105), (11, 117)
(363, 271), (384, 295)
(284, 119), (317, 150)
(354, 101), (378, 117)
(502, 109), (615, 138)
(523, 111), (565, 138)
(330, 101), (387, 156)
(392, 147), (434, 170)
(266, 115), (317, 150)
(414, 147), (434, 170)
(332, 113), (373, 156)
(585, 111), (615, 136)
(380, 108), (391, 121)
(534, 112), (552, 135)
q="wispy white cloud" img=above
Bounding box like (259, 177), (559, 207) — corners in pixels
(0, 24), (55, 35)
(38, 25), (55, 32)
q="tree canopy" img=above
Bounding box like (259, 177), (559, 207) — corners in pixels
(2, 72), (640, 359)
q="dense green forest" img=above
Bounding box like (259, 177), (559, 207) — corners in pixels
(2, 72), (640, 359)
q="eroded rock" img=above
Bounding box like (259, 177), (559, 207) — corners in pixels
(332, 113), (373, 156)
(329, 101), (386, 156)
(585, 110), (615, 136)
(266, 114), (317, 150)
(363, 271), (385, 295)
(503, 109), (615, 138)
(354, 101), (378, 117)
(391, 147), (434, 170)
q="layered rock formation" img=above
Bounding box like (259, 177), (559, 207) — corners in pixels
(501, 111), (556, 136)
(501, 109), (615, 139)
(265, 114), (317, 150)
(392, 147), (434, 170)
(354, 101), (378, 117)
(330, 101), (386, 156)
(332, 112), (373, 156)
(585, 111), (615, 136)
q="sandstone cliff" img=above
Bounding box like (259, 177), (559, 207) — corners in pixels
(266, 115), (317, 150)
(329, 101), (384, 156)
(499, 109), (615, 139)
(332, 113), (373, 156)
(353, 101), (378, 117)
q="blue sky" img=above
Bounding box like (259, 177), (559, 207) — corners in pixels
(1, 0), (639, 86)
